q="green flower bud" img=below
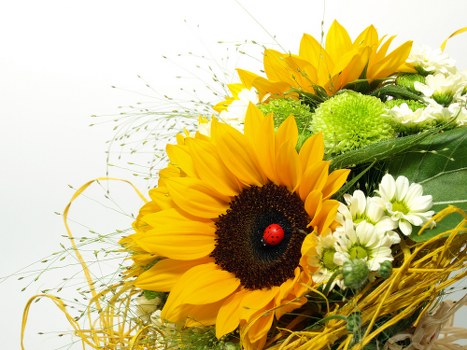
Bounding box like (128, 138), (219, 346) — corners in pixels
(346, 311), (362, 333)
(378, 260), (393, 279)
(342, 259), (369, 290)
(311, 91), (395, 155)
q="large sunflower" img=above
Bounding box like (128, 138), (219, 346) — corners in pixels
(236, 20), (413, 100)
(122, 104), (349, 349)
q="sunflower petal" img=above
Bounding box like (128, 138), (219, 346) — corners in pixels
(368, 40), (413, 78)
(299, 33), (330, 67)
(304, 190), (323, 224)
(165, 177), (229, 219)
(263, 49), (292, 83)
(311, 199), (340, 234)
(299, 162), (329, 201)
(326, 20), (353, 62)
(216, 289), (249, 338)
(239, 288), (277, 321)
(185, 137), (240, 197)
(136, 235), (213, 260)
(166, 143), (196, 178)
(211, 118), (265, 186)
(322, 168), (351, 199)
(244, 104), (277, 181)
(237, 68), (290, 100)
(135, 257), (212, 291)
(162, 263), (240, 322)
(299, 132), (324, 167)
(183, 299), (226, 327)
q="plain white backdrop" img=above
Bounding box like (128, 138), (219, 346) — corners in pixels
(1, 1), (466, 349)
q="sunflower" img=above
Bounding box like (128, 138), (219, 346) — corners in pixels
(122, 104), (349, 349)
(235, 20), (414, 101)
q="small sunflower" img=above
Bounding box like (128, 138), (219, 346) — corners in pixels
(121, 104), (349, 349)
(236, 20), (413, 100)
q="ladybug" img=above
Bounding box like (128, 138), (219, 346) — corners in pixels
(262, 223), (285, 246)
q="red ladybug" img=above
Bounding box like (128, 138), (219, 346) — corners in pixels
(262, 223), (285, 246)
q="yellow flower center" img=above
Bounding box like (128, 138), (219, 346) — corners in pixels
(349, 245), (370, 260)
(321, 249), (338, 270)
(392, 200), (409, 214)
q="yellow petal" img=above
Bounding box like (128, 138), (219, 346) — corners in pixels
(353, 24), (378, 48)
(310, 199), (339, 234)
(275, 269), (308, 319)
(148, 186), (174, 211)
(165, 177), (229, 219)
(304, 190), (323, 223)
(166, 143), (196, 178)
(298, 162), (329, 201)
(299, 33), (330, 68)
(367, 40), (413, 79)
(136, 232), (213, 260)
(216, 289), (249, 338)
(276, 141), (301, 192)
(210, 118), (265, 186)
(263, 49), (293, 83)
(374, 35), (396, 59)
(322, 168), (351, 199)
(239, 287), (277, 321)
(276, 114), (298, 150)
(183, 299), (226, 327)
(237, 68), (290, 101)
(135, 257), (212, 291)
(162, 263), (240, 322)
(244, 104), (277, 182)
(274, 115), (301, 190)
(242, 307), (275, 344)
(299, 132), (324, 167)
(326, 20), (352, 62)
(186, 137), (240, 197)
(283, 55), (318, 91)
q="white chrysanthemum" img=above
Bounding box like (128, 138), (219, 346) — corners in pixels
(218, 87), (259, 130)
(334, 220), (396, 272)
(308, 232), (343, 289)
(377, 174), (435, 236)
(424, 100), (467, 126)
(407, 46), (457, 75)
(414, 72), (466, 106)
(387, 102), (435, 125)
(339, 190), (398, 235)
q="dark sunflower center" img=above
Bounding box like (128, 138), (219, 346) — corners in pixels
(211, 182), (310, 290)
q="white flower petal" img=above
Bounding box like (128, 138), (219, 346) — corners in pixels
(395, 176), (409, 201)
(399, 220), (413, 236)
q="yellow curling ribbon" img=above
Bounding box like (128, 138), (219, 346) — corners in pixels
(21, 178), (147, 350)
(440, 27), (467, 51)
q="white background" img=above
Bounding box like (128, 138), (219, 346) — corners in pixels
(1, 1), (466, 349)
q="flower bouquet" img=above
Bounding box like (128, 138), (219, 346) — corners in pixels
(22, 20), (466, 350)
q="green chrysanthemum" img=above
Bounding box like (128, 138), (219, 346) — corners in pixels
(311, 91), (395, 155)
(258, 99), (313, 149)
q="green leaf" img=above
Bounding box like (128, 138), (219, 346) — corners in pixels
(329, 126), (443, 170)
